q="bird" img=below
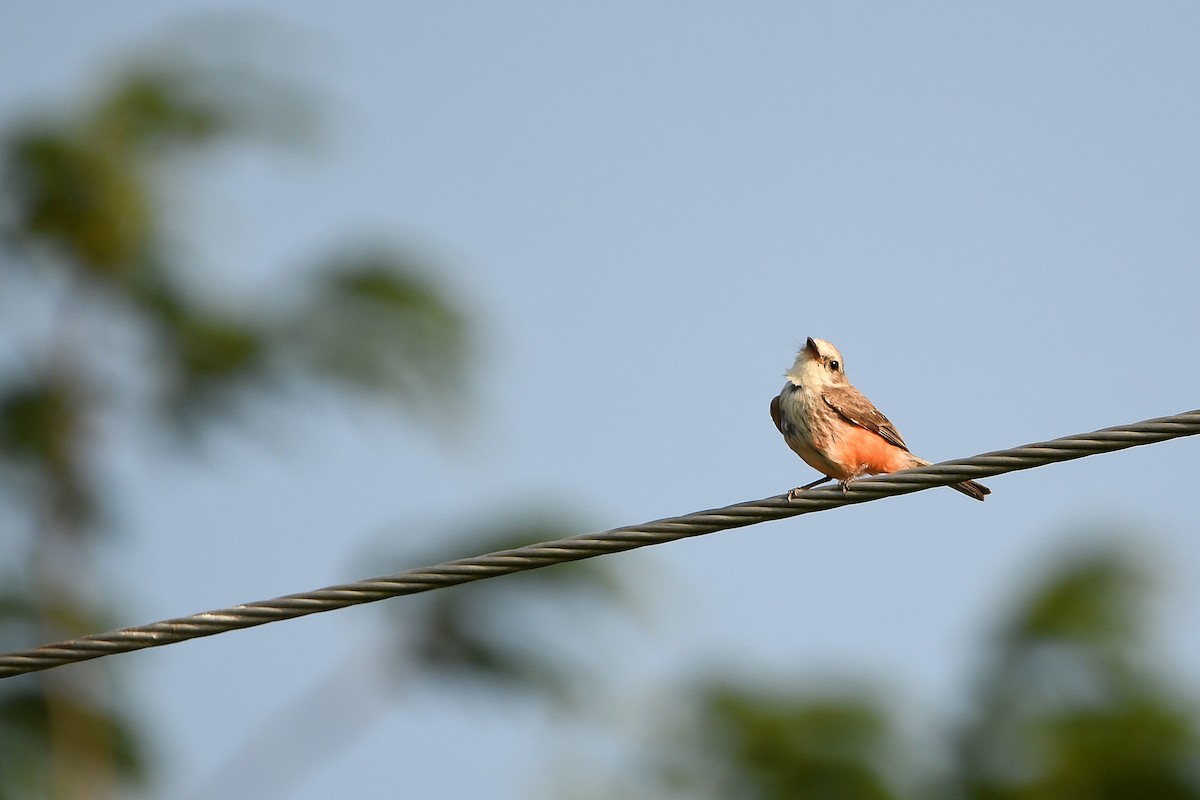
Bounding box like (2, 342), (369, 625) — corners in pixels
(770, 337), (990, 501)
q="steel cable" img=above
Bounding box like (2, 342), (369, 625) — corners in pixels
(2, 408), (1198, 679)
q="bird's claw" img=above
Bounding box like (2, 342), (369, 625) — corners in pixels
(786, 476), (835, 501)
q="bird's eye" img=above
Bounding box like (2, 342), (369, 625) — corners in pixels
(829, 360), (840, 372)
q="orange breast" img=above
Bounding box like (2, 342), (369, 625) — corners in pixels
(828, 424), (911, 477)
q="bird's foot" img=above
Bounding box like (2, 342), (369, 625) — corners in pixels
(838, 469), (869, 496)
(787, 476), (833, 500)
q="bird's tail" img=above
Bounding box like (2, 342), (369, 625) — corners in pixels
(907, 456), (990, 502)
(949, 479), (990, 502)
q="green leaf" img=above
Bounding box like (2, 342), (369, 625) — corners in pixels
(0, 379), (92, 527)
(0, 686), (150, 793)
(382, 511), (635, 705)
(287, 251), (469, 414)
(955, 547), (1200, 799)
(658, 686), (904, 800)
(89, 68), (236, 155)
(1006, 550), (1147, 650)
(3, 130), (150, 276)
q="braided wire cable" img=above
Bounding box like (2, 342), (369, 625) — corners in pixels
(2, 408), (1198, 679)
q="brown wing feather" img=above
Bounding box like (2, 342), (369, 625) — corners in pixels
(822, 386), (910, 451)
(770, 394), (783, 434)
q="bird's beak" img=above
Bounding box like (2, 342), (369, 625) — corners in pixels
(805, 337), (819, 355)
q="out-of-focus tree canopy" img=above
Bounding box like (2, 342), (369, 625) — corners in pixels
(0, 33), (641, 800)
(0, 39), (470, 799)
(621, 545), (1200, 800)
(953, 549), (1200, 800)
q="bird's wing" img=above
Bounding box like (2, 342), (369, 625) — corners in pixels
(770, 394), (783, 434)
(822, 385), (910, 451)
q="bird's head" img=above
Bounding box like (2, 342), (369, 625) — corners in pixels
(787, 336), (847, 387)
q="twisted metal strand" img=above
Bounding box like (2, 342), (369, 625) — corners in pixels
(2, 409), (1198, 679)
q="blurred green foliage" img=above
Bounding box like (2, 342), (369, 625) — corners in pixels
(0, 686), (147, 800)
(631, 546), (1200, 800)
(391, 513), (635, 705)
(692, 692), (899, 800)
(0, 378), (90, 529)
(954, 550), (1200, 800)
(287, 252), (468, 414)
(185, 511), (638, 799)
(0, 35), (469, 799)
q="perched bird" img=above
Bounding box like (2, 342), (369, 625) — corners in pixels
(770, 337), (990, 501)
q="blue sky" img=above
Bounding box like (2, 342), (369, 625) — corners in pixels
(3, 3), (1200, 797)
